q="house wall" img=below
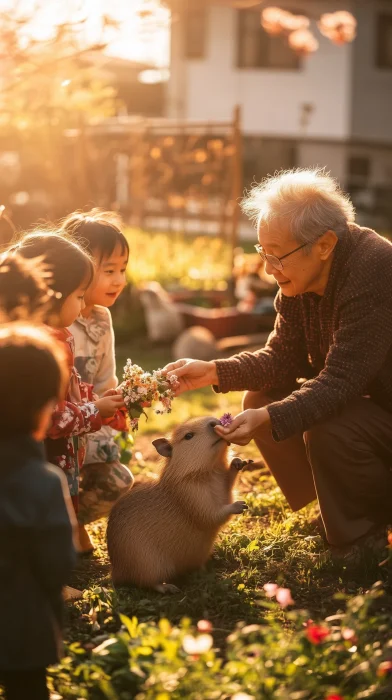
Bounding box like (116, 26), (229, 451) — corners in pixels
(168, 2), (354, 140)
(351, 0), (392, 142)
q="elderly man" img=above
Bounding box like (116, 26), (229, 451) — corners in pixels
(165, 168), (392, 552)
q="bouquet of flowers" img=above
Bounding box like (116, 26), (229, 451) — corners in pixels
(120, 359), (177, 431)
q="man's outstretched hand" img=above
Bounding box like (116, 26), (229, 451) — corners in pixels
(163, 358), (218, 395)
(214, 407), (271, 446)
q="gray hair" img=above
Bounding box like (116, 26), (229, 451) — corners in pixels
(241, 168), (355, 246)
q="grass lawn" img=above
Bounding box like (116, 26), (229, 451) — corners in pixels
(64, 342), (391, 663)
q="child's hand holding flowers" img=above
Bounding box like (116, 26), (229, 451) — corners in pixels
(95, 391), (125, 418)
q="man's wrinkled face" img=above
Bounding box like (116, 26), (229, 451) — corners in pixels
(257, 219), (332, 297)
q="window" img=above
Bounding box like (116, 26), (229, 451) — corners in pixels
(348, 156), (370, 180)
(347, 155), (371, 187)
(376, 14), (392, 68)
(184, 1), (207, 59)
(243, 138), (297, 187)
(237, 10), (300, 70)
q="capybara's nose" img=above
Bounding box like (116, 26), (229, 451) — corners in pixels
(209, 419), (220, 429)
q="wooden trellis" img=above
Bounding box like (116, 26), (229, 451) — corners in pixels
(68, 105), (243, 261)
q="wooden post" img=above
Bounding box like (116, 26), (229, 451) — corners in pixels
(230, 104), (243, 274)
(76, 113), (90, 206)
(130, 120), (148, 229)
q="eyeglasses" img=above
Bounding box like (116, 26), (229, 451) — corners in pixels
(254, 242), (307, 271)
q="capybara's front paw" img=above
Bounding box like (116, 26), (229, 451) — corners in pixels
(231, 500), (248, 514)
(230, 458), (254, 471)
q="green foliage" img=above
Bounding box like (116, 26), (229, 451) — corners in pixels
(124, 228), (232, 291)
(50, 582), (392, 699)
(114, 431), (134, 465)
(112, 229), (235, 342)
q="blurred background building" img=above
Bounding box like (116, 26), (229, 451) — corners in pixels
(1, 0), (392, 235)
(167, 0), (392, 232)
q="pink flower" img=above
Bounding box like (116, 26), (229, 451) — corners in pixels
(306, 623), (330, 645)
(263, 584), (294, 608)
(263, 583), (278, 598)
(197, 620), (212, 633)
(261, 7), (289, 35)
(318, 11), (356, 45)
(219, 413), (233, 427)
(341, 627), (357, 643)
(276, 587), (294, 608)
(288, 29), (319, 56)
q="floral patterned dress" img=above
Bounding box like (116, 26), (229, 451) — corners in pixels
(45, 327), (102, 511)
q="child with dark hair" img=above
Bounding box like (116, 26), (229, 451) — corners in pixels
(0, 323), (76, 700)
(62, 209), (133, 552)
(0, 253), (51, 321)
(5, 233), (125, 521)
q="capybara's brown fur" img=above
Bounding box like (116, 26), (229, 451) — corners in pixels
(106, 416), (248, 590)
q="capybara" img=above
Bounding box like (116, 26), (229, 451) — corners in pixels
(106, 416), (249, 592)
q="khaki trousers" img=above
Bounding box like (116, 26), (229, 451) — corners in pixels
(244, 391), (392, 546)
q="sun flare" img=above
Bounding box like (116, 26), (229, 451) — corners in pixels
(0, 0), (170, 66)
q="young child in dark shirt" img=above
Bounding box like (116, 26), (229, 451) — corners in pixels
(0, 322), (76, 700)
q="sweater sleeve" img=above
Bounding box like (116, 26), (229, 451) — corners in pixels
(268, 287), (392, 441)
(215, 292), (310, 393)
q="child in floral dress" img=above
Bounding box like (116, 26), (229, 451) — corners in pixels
(6, 232), (125, 519)
(62, 209), (133, 552)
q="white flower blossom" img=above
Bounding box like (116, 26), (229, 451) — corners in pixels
(182, 634), (213, 655)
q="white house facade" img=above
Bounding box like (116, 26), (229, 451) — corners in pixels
(167, 0), (392, 229)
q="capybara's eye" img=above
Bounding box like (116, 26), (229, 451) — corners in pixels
(184, 432), (194, 440)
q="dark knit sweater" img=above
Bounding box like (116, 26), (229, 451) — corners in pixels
(215, 224), (392, 441)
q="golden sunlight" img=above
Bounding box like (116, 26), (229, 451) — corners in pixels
(0, 0), (170, 66)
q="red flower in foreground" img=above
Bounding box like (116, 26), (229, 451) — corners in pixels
(377, 660), (392, 677)
(306, 623), (330, 644)
(387, 531), (392, 547)
(325, 695), (344, 700)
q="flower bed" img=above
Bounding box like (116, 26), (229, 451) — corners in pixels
(50, 582), (392, 700)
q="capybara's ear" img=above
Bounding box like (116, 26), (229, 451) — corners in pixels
(152, 438), (172, 457)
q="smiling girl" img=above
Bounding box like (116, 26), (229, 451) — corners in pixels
(62, 209), (134, 552)
(4, 234), (125, 515)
